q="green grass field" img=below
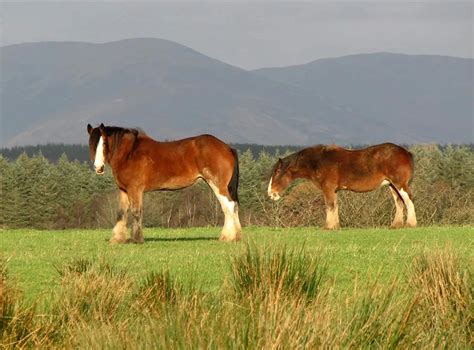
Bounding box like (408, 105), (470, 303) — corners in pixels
(1, 226), (472, 303)
(1, 226), (473, 348)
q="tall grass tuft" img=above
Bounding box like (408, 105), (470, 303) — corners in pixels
(53, 258), (132, 325)
(55, 257), (122, 278)
(0, 258), (54, 348)
(0, 258), (36, 348)
(339, 277), (417, 348)
(229, 243), (327, 300)
(134, 270), (183, 311)
(55, 257), (93, 277)
(409, 247), (474, 347)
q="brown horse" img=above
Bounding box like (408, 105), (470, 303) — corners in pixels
(268, 143), (416, 229)
(87, 123), (241, 243)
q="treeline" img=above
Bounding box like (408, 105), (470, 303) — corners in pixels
(2, 142), (473, 164)
(0, 143), (303, 163)
(0, 144), (91, 164)
(0, 145), (472, 229)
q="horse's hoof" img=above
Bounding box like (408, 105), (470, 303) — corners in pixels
(390, 223), (403, 229)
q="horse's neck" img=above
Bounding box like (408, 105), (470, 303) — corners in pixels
(108, 134), (137, 167)
(293, 168), (313, 181)
(293, 151), (321, 180)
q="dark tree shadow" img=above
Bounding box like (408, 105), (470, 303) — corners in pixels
(144, 236), (218, 242)
(103, 236), (219, 243)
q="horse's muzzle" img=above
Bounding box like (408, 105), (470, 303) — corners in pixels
(95, 166), (105, 175)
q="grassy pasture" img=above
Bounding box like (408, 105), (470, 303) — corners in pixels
(1, 226), (473, 348)
(1, 226), (472, 302)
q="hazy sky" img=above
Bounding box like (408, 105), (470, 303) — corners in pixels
(1, 1), (472, 69)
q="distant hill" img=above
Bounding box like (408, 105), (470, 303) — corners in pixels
(1, 39), (472, 146)
(254, 53), (473, 143)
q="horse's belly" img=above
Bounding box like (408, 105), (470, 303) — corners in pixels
(340, 177), (386, 192)
(147, 176), (199, 191)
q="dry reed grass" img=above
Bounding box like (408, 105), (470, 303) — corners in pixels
(1, 245), (472, 349)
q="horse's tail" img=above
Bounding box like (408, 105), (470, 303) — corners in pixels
(407, 149), (415, 184)
(228, 148), (239, 203)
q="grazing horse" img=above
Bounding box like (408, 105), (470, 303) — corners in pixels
(87, 123), (241, 243)
(267, 143), (417, 229)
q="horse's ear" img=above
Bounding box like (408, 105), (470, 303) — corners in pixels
(99, 123), (106, 137)
(87, 124), (93, 135)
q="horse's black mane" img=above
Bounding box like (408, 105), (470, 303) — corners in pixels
(90, 125), (145, 159)
(270, 151), (300, 177)
(106, 126), (145, 158)
(103, 126), (145, 137)
(272, 145), (329, 176)
(282, 152), (299, 169)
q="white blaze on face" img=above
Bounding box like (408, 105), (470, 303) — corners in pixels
(94, 137), (105, 173)
(268, 177), (280, 201)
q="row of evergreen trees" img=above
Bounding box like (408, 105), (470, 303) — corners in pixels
(0, 145), (472, 229)
(0, 143), (303, 163)
(0, 154), (115, 228)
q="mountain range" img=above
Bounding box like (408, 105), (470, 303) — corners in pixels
(1, 38), (472, 146)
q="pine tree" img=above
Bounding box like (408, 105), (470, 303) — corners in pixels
(238, 150), (256, 206)
(29, 153), (58, 228)
(51, 154), (79, 227)
(410, 144), (442, 184)
(0, 155), (14, 227)
(9, 153), (36, 227)
(438, 145), (474, 188)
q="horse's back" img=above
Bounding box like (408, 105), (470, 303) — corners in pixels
(136, 134), (230, 156)
(192, 134), (236, 170)
(325, 143), (412, 165)
(303, 143), (411, 165)
(344, 143), (414, 187)
(366, 143), (413, 172)
(193, 134), (232, 149)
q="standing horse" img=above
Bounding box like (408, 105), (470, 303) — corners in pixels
(267, 143), (416, 229)
(87, 123), (241, 243)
